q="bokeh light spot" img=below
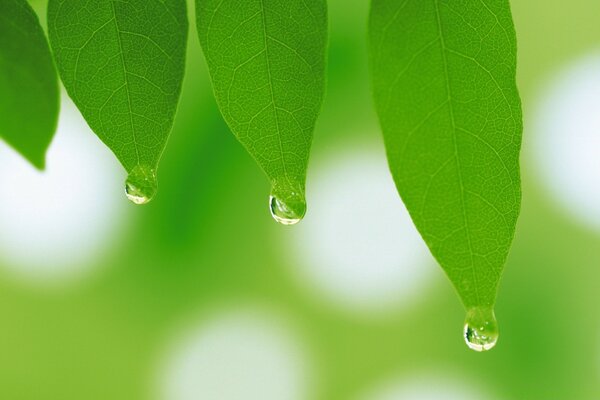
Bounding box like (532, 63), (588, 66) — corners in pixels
(0, 96), (127, 284)
(159, 308), (311, 400)
(532, 52), (600, 231)
(290, 147), (435, 315)
(360, 374), (494, 400)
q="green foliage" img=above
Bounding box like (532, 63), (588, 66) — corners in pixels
(47, 0), (188, 203)
(369, 0), (522, 310)
(0, 0), (527, 345)
(0, 0), (59, 169)
(196, 0), (328, 221)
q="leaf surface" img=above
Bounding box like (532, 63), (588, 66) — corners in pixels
(369, 0), (522, 309)
(196, 0), (327, 222)
(0, 0), (59, 169)
(48, 0), (188, 203)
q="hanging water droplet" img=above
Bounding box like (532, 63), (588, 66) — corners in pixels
(125, 165), (157, 205)
(269, 195), (302, 225)
(269, 181), (306, 225)
(463, 306), (499, 352)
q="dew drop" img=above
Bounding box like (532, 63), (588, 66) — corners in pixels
(269, 195), (302, 225)
(463, 306), (499, 352)
(125, 165), (157, 205)
(269, 181), (306, 225)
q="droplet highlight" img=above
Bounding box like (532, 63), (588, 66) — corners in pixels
(269, 181), (306, 225)
(463, 306), (499, 352)
(125, 165), (157, 205)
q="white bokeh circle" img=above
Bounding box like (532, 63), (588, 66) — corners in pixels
(290, 147), (435, 314)
(159, 308), (311, 400)
(0, 96), (127, 283)
(360, 374), (494, 400)
(532, 52), (600, 231)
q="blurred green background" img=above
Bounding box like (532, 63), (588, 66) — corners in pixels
(0, 0), (599, 399)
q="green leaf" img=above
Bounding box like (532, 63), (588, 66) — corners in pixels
(48, 0), (188, 204)
(369, 0), (522, 343)
(0, 0), (59, 169)
(196, 0), (327, 224)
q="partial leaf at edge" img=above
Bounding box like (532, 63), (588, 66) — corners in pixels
(48, 0), (188, 202)
(196, 0), (327, 221)
(369, 0), (522, 309)
(0, 0), (59, 169)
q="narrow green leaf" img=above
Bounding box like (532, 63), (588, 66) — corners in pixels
(0, 0), (59, 169)
(196, 0), (327, 224)
(369, 0), (522, 349)
(48, 0), (188, 204)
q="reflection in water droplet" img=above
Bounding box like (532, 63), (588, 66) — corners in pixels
(125, 165), (157, 205)
(270, 195), (302, 225)
(269, 181), (306, 225)
(463, 306), (499, 352)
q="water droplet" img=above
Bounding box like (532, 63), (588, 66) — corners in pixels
(125, 165), (157, 205)
(463, 306), (499, 352)
(269, 195), (302, 225)
(269, 181), (306, 225)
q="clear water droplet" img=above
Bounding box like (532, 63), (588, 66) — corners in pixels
(463, 306), (499, 352)
(125, 165), (157, 205)
(269, 195), (302, 225)
(269, 181), (306, 225)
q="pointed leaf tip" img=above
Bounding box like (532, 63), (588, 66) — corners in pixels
(48, 0), (188, 200)
(369, 0), (523, 310)
(196, 0), (327, 220)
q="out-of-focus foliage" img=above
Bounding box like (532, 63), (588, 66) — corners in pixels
(0, 0), (58, 168)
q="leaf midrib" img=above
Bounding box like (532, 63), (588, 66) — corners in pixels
(110, 0), (141, 165)
(258, 0), (288, 181)
(433, 0), (479, 303)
